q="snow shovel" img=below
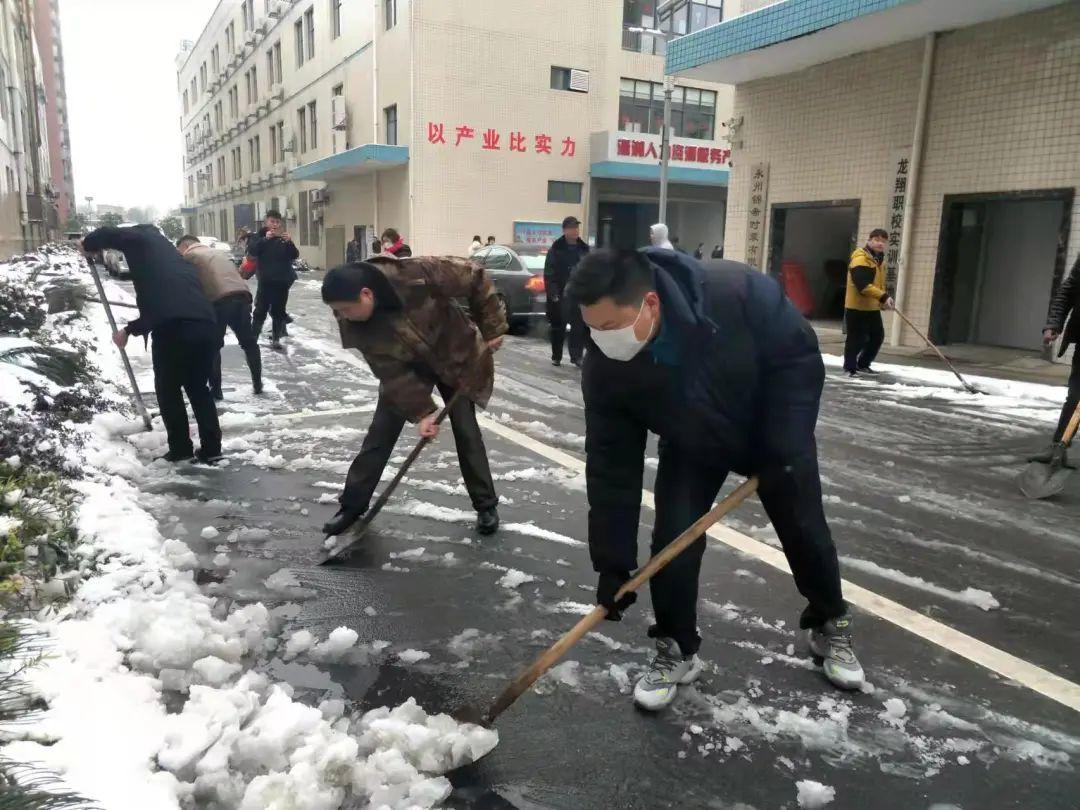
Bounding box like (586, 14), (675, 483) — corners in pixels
(458, 476), (760, 727)
(87, 260), (153, 431)
(893, 307), (982, 395)
(320, 388), (466, 564)
(1018, 402), (1080, 499)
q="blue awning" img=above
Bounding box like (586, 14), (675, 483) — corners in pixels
(290, 143), (409, 182)
(667, 0), (1067, 83)
(591, 161), (728, 187)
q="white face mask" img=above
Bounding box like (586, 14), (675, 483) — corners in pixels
(591, 301), (653, 362)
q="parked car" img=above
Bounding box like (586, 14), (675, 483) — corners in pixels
(471, 244), (546, 333)
(196, 235), (232, 252)
(102, 248), (131, 279)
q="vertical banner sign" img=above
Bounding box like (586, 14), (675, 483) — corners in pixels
(745, 163), (769, 270)
(885, 148), (911, 290)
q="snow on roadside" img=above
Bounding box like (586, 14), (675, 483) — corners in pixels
(0, 252), (497, 808)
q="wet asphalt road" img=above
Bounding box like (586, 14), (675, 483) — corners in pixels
(115, 274), (1079, 809)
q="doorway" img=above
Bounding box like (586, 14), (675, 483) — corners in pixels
(929, 191), (1072, 350)
(597, 201), (659, 249)
(767, 201), (860, 322)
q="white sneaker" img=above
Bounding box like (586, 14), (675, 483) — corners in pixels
(808, 614), (865, 691)
(633, 637), (703, 711)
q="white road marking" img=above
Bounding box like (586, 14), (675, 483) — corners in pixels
(318, 333), (1080, 712)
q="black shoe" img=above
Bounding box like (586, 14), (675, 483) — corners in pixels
(211, 388), (224, 401)
(284, 313), (294, 324)
(570, 358), (582, 368)
(476, 507), (499, 536)
(552, 358), (562, 367)
(194, 448), (224, 465)
(271, 339), (284, 352)
(253, 379), (264, 395)
(857, 367), (879, 375)
(844, 369), (858, 378)
(323, 507), (364, 536)
(155, 449), (194, 462)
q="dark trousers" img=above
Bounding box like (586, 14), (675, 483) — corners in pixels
(211, 293), (262, 394)
(152, 320), (222, 457)
(253, 280), (293, 340)
(548, 290), (587, 364)
(340, 384), (499, 514)
(650, 440), (846, 656)
(843, 308), (885, 372)
(1054, 350), (1080, 443)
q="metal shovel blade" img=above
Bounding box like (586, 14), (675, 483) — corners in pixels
(1018, 460), (1073, 500)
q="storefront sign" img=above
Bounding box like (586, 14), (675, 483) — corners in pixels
(428, 122), (576, 157)
(885, 149), (911, 289)
(513, 221), (563, 248)
(745, 163), (769, 270)
(589, 130), (730, 169)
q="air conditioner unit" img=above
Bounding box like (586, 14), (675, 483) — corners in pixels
(311, 188), (327, 204)
(256, 16), (271, 33)
(267, 0), (287, 18)
(282, 135), (296, 153)
(312, 206), (323, 221)
(569, 69), (590, 93)
(285, 208), (296, 220)
(330, 95), (347, 131)
(244, 31), (257, 47)
(270, 82), (284, 103)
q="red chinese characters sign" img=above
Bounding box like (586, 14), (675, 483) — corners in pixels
(429, 122), (576, 157)
(617, 137), (730, 166)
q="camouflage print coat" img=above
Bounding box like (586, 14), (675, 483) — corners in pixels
(336, 255), (509, 421)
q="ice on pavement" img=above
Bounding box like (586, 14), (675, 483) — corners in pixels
(840, 556), (1000, 610)
(497, 568), (537, 589)
(796, 779), (836, 808)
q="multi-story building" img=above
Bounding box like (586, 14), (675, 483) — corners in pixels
(669, 0), (1080, 360)
(0, 0), (57, 257)
(33, 0), (75, 228)
(177, 0), (734, 267)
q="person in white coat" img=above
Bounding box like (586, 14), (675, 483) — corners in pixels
(650, 223), (674, 250)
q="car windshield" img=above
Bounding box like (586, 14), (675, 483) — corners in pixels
(521, 256), (546, 272)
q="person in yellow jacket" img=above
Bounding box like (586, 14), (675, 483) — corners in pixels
(844, 228), (895, 376)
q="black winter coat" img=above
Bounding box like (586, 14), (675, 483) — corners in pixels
(544, 235), (590, 296)
(247, 233), (299, 284)
(582, 248), (824, 575)
(82, 225), (216, 337)
(1046, 255), (1080, 357)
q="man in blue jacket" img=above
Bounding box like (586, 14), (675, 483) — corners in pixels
(82, 224), (222, 463)
(566, 248), (862, 710)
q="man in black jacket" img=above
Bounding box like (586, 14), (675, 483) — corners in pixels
(247, 209), (299, 350)
(567, 248), (862, 711)
(543, 216), (590, 366)
(82, 224), (222, 463)
(1041, 255), (1080, 452)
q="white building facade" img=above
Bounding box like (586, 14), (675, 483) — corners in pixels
(177, 0), (735, 266)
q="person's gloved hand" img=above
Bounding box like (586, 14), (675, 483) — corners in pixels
(597, 570), (636, 621)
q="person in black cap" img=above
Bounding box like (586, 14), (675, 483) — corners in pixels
(543, 216), (590, 366)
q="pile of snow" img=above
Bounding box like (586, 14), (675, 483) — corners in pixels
(796, 779), (836, 808)
(497, 568), (536, 589)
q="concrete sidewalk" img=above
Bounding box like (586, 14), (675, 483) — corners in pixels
(813, 323), (1072, 387)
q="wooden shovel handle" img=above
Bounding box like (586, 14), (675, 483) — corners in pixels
(483, 476), (759, 723)
(1062, 400), (1080, 447)
(893, 307), (976, 391)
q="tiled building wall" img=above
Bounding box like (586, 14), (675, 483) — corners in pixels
(905, 3), (1080, 343)
(725, 4), (1080, 348)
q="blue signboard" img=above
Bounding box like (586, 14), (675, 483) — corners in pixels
(513, 221), (564, 248)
